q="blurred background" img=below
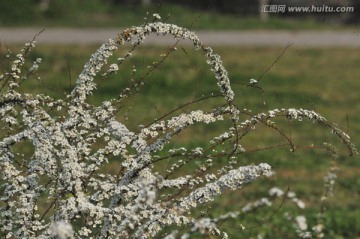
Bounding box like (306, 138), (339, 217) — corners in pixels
(0, 0), (360, 28)
(1, 0), (359, 238)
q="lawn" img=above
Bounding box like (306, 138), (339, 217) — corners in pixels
(1, 41), (359, 237)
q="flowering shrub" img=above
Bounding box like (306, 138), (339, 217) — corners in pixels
(0, 18), (357, 238)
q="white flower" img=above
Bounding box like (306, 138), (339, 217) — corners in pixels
(269, 187), (284, 197)
(249, 78), (257, 85)
(153, 13), (161, 20)
(295, 215), (308, 231)
(292, 198), (306, 209)
(108, 63), (119, 73)
(50, 221), (74, 239)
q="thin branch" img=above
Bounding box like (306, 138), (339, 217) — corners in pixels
(257, 42), (293, 83)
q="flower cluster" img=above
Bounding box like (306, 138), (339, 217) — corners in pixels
(0, 17), (356, 239)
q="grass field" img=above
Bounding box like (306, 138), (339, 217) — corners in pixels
(2, 42), (360, 238)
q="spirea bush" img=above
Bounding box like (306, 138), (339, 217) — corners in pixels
(0, 17), (357, 238)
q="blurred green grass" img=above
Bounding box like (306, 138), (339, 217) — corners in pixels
(0, 1), (357, 30)
(3, 43), (360, 237)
